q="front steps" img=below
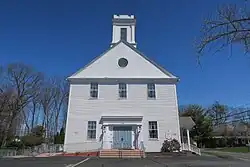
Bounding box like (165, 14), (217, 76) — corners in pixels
(99, 149), (145, 158)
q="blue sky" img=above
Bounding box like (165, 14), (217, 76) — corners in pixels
(0, 0), (249, 107)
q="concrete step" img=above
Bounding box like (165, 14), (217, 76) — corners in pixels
(99, 149), (144, 158)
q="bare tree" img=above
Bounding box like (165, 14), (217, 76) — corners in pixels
(0, 62), (69, 147)
(207, 101), (227, 126)
(39, 77), (57, 142)
(0, 63), (43, 146)
(196, 1), (250, 57)
(52, 77), (69, 134)
(23, 80), (43, 133)
(0, 89), (18, 146)
(30, 96), (41, 130)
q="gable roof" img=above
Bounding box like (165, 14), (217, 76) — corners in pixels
(68, 40), (178, 79)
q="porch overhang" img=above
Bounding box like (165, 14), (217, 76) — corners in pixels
(100, 115), (143, 125)
(179, 116), (195, 130)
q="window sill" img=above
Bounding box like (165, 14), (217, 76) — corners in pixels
(89, 97), (98, 100)
(86, 139), (97, 142)
(147, 97), (156, 100)
(149, 138), (159, 141)
(118, 98), (127, 100)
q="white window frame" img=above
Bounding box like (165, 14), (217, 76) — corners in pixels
(119, 83), (127, 99)
(147, 83), (156, 99)
(148, 121), (158, 139)
(90, 83), (98, 99)
(87, 121), (97, 140)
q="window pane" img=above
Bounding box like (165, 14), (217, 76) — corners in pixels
(148, 91), (155, 98)
(149, 121), (157, 130)
(119, 83), (126, 89)
(149, 121), (157, 129)
(91, 83), (98, 89)
(148, 83), (155, 90)
(88, 121), (95, 129)
(93, 122), (96, 129)
(90, 91), (98, 98)
(87, 130), (96, 139)
(119, 91), (127, 98)
(149, 130), (158, 138)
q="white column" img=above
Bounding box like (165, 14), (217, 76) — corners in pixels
(138, 125), (142, 149)
(132, 126), (135, 149)
(131, 25), (135, 43)
(112, 25), (115, 43)
(187, 129), (191, 151)
(181, 128), (184, 143)
(103, 126), (112, 149)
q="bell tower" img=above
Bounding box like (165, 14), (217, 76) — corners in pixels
(111, 15), (136, 47)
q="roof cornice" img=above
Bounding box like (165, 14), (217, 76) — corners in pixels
(68, 77), (179, 84)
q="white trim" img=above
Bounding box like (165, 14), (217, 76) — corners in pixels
(86, 120), (98, 141)
(148, 121), (159, 140)
(101, 115), (143, 126)
(63, 85), (72, 151)
(174, 84), (181, 143)
(69, 78), (178, 84)
(187, 129), (191, 151)
(101, 116), (143, 119)
(103, 122), (142, 126)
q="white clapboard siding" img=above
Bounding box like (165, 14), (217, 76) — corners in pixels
(64, 83), (180, 153)
(69, 42), (174, 79)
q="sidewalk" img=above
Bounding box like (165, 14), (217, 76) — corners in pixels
(1, 155), (31, 158)
(1, 152), (63, 158)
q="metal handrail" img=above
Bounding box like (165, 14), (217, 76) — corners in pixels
(139, 141), (146, 158)
(181, 143), (201, 155)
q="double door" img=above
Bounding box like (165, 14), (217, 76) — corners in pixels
(113, 126), (132, 149)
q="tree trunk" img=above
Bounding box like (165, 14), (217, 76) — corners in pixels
(31, 102), (36, 129)
(1, 116), (15, 147)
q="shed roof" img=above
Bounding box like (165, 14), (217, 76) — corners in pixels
(179, 116), (195, 130)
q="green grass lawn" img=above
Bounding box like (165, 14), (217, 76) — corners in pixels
(216, 147), (250, 153)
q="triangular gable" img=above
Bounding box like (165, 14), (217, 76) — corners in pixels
(68, 41), (177, 79)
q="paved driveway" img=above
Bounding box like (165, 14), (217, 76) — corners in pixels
(80, 156), (249, 167)
(0, 155), (249, 167)
(202, 149), (250, 161)
(0, 156), (87, 167)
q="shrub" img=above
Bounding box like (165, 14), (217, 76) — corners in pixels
(161, 139), (181, 152)
(22, 135), (44, 147)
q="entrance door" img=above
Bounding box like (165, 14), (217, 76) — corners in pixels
(113, 126), (132, 149)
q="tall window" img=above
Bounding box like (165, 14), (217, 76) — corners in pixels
(147, 83), (156, 99)
(87, 121), (96, 139)
(149, 121), (158, 139)
(119, 83), (127, 99)
(120, 28), (127, 41)
(90, 83), (98, 98)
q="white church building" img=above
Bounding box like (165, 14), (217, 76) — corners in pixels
(64, 15), (198, 154)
